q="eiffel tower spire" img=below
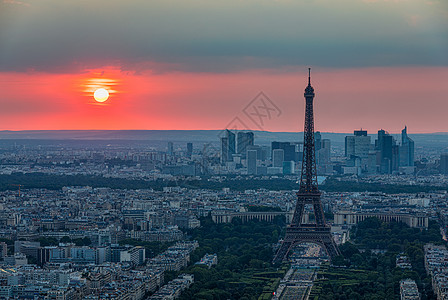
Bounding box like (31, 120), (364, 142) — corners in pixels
(299, 67), (318, 194)
(273, 68), (340, 264)
(308, 68), (311, 84)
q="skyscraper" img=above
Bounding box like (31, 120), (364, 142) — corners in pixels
(345, 130), (371, 158)
(237, 132), (254, 158)
(167, 142), (174, 155)
(186, 142), (193, 158)
(313, 132), (331, 173)
(271, 142), (297, 162)
(345, 130), (372, 173)
(272, 149), (284, 168)
(376, 129), (398, 174)
(317, 139), (331, 165)
(399, 126), (414, 167)
(221, 129), (235, 163)
(247, 145), (263, 161)
(376, 129), (386, 151)
(440, 153), (448, 175)
(315, 131), (322, 151)
(247, 150), (257, 175)
(282, 161), (295, 175)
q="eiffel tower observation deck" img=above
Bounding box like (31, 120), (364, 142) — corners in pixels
(273, 69), (341, 264)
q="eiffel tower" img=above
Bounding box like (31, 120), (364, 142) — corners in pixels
(273, 68), (341, 264)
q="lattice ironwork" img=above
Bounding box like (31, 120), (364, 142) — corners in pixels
(273, 69), (341, 264)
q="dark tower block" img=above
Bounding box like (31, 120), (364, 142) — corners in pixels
(273, 69), (341, 264)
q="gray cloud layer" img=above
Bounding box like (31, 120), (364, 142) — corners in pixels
(1, 0), (447, 73)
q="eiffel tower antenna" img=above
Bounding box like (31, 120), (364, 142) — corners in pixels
(308, 67), (311, 85)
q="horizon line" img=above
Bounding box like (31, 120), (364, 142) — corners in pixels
(0, 129), (447, 135)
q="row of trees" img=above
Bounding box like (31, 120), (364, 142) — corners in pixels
(321, 177), (446, 193)
(0, 173), (152, 191)
(1, 172), (445, 193)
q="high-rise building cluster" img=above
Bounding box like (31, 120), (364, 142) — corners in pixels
(222, 125), (423, 177)
(155, 124), (421, 177)
(218, 126), (334, 176)
(220, 130), (299, 175)
(344, 126), (415, 175)
(157, 123), (444, 178)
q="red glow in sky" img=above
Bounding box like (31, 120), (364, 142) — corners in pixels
(0, 66), (447, 133)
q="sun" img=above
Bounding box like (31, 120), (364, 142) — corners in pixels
(94, 88), (109, 102)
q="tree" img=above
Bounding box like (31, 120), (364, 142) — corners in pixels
(60, 236), (71, 243)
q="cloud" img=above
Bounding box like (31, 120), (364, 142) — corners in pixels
(0, 0), (447, 73)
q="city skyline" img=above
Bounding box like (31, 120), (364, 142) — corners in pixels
(1, 1), (448, 297)
(1, 1), (447, 133)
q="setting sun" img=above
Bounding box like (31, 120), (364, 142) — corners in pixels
(94, 88), (109, 102)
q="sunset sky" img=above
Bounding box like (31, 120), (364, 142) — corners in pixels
(1, 0), (447, 133)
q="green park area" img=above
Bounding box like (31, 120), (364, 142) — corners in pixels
(176, 216), (288, 300)
(311, 218), (444, 300)
(177, 216), (444, 299)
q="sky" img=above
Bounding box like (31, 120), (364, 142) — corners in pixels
(0, 0), (447, 133)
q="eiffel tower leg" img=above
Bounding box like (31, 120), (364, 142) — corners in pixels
(322, 237), (341, 259)
(273, 240), (293, 265)
(313, 202), (326, 227)
(291, 202), (304, 225)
